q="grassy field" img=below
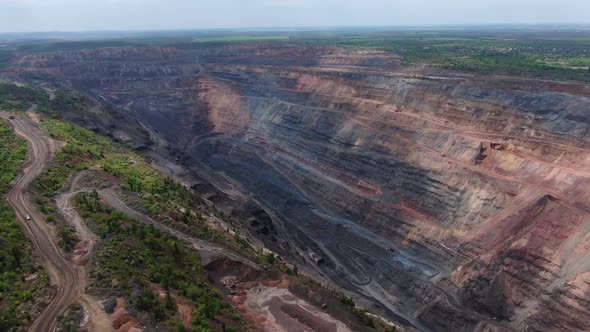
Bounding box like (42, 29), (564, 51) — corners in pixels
(193, 35), (289, 43)
(43, 119), (167, 196)
(0, 120), (48, 330)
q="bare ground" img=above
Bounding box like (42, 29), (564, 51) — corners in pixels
(237, 283), (352, 332)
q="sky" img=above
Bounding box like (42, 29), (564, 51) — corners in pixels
(0, 0), (588, 33)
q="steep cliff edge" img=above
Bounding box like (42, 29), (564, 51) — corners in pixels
(7, 43), (590, 331)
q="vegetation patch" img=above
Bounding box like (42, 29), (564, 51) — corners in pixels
(56, 304), (84, 332)
(44, 119), (163, 193)
(35, 119), (110, 198)
(40, 116), (249, 330)
(42, 119), (245, 250)
(76, 191), (241, 331)
(296, 30), (590, 81)
(0, 83), (89, 118)
(0, 84), (49, 113)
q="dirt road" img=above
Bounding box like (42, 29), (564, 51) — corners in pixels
(55, 173), (112, 332)
(0, 111), (85, 331)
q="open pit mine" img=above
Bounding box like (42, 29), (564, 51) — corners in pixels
(7, 43), (590, 331)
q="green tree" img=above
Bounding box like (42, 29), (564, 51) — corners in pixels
(165, 289), (175, 310)
(265, 253), (275, 265)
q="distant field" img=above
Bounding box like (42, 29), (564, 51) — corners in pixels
(16, 40), (138, 52)
(193, 35), (289, 43)
(295, 30), (590, 81)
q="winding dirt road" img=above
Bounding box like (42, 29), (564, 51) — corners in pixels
(1, 111), (85, 331)
(55, 173), (112, 331)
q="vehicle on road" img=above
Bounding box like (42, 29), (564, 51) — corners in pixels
(26, 214), (31, 220)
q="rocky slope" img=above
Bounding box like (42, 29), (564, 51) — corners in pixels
(6, 43), (590, 331)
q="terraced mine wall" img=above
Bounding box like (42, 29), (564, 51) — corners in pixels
(7, 44), (590, 331)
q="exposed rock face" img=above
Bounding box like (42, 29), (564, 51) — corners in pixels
(8, 43), (590, 331)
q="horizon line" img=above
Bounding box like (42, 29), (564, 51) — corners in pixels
(2, 22), (590, 36)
